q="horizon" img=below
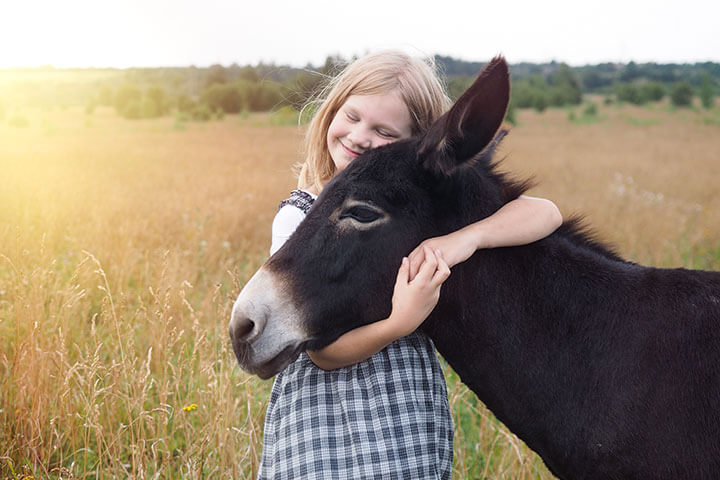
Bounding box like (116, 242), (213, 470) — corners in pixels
(2, 56), (719, 72)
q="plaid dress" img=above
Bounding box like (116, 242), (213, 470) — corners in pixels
(258, 190), (454, 480)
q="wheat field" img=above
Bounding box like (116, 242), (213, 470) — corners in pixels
(1, 102), (719, 479)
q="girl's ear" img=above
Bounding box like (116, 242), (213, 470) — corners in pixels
(418, 56), (510, 176)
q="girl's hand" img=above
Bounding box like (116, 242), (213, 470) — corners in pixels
(388, 246), (451, 337)
(306, 246), (450, 370)
(407, 195), (562, 280)
(407, 228), (477, 280)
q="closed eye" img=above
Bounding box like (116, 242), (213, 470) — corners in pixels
(377, 129), (396, 139)
(339, 205), (381, 223)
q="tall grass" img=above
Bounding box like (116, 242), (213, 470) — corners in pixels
(2, 104), (719, 479)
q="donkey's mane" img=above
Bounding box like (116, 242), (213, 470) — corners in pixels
(555, 215), (625, 262)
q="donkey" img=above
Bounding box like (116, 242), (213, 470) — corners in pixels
(229, 57), (720, 479)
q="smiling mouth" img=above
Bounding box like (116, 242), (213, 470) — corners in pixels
(340, 141), (361, 158)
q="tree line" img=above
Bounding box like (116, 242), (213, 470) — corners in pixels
(436, 56), (719, 114)
(2, 56), (717, 125)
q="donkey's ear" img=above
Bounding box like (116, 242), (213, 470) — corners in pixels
(418, 56), (510, 176)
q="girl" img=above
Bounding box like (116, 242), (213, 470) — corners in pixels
(260, 51), (562, 479)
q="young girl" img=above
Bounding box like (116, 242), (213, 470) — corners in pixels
(260, 51), (562, 479)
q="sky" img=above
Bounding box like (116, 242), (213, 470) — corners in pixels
(1, 0), (718, 69)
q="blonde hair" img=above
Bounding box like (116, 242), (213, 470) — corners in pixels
(297, 50), (451, 192)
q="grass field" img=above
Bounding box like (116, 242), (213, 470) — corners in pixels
(1, 102), (719, 479)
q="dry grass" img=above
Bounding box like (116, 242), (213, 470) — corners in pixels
(1, 102), (718, 479)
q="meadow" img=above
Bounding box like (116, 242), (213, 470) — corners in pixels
(1, 101), (719, 479)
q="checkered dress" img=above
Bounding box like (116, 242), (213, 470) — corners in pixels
(258, 191), (454, 480)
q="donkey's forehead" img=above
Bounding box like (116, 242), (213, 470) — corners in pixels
(337, 141), (422, 195)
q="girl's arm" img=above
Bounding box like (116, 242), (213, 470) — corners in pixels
(407, 195), (562, 279)
(307, 247), (450, 370)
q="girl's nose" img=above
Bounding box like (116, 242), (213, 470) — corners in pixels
(347, 128), (372, 151)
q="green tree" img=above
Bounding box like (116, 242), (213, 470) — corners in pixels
(670, 81), (694, 107)
(700, 73), (715, 109)
(287, 71), (327, 109)
(533, 91), (548, 112)
(145, 85), (170, 117)
(620, 61), (640, 82)
(616, 83), (643, 105)
(201, 83), (245, 113)
(238, 65), (260, 83)
(447, 76), (473, 101)
(243, 81), (286, 111)
(114, 84), (142, 118)
(640, 82), (665, 102)
(205, 64), (228, 88)
(176, 94), (197, 113)
(548, 64), (582, 105)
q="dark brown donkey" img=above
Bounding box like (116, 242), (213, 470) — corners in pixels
(229, 57), (720, 479)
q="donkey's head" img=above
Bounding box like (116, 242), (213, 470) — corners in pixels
(229, 57), (515, 378)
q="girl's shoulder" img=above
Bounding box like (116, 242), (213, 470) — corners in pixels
(278, 189), (316, 215)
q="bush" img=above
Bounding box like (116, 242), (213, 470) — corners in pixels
(241, 80), (286, 111)
(200, 83), (245, 113)
(533, 93), (548, 112)
(145, 86), (170, 117)
(114, 84), (142, 118)
(616, 83), (643, 105)
(583, 102), (598, 117)
(190, 103), (213, 121)
(510, 70), (580, 112)
(286, 71), (327, 110)
(205, 64), (228, 88)
(176, 94), (197, 113)
(548, 65), (582, 105)
(511, 80), (547, 110)
(700, 73), (715, 109)
(616, 82), (665, 106)
(670, 82), (694, 107)
(640, 82), (665, 102)
(122, 99), (143, 119)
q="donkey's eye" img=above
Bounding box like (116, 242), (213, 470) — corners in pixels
(339, 206), (381, 223)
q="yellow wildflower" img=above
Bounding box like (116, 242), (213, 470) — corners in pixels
(182, 403), (198, 412)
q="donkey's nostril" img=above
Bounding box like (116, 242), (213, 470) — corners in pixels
(230, 314), (256, 342)
(229, 307), (267, 344)
(237, 318), (255, 340)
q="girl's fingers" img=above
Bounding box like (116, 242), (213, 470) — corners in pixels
(395, 257), (410, 286)
(414, 246), (437, 283)
(433, 249), (451, 284)
(408, 247), (424, 280)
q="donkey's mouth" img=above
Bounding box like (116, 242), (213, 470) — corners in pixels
(245, 343), (306, 380)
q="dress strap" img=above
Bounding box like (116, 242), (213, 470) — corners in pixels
(278, 190), (315, 214)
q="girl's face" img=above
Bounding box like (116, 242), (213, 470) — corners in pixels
(326, 91), (413, 173)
